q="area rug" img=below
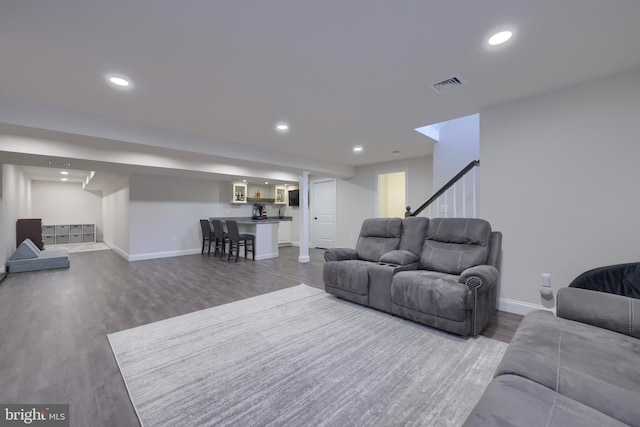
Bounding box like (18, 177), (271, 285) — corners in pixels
(48, 242), (110, 253)
(108, 284), (507, 427)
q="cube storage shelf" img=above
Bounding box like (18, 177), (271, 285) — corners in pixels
(42, 224), (95, 246)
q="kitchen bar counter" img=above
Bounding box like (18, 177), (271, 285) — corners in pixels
(210, 217), (289, 260)
(210, 216), (291, 224)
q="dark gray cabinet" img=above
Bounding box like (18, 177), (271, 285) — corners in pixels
(17, 218), (44, 249)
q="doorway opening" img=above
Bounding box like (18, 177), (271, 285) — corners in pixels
(377, 170), (406, 218)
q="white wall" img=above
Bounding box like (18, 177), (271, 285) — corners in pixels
(0, 167), (3, 271)
(31, 180), (103, 240)
(100, 173), (301, 260)
(481, 68), (640, 311)
(433, 114), (480, 189)
(128, 174), (221, 259)
(336, 155), (433, 247)
(102, 175), (130, 256)
(1, 164), (32, 270)
(126, 174), (301, 259)
(433, 113), (480, 217)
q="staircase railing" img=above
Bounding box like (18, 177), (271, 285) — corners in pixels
(405, 159), (479, 218)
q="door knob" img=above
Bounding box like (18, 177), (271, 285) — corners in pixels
(314, 217), (318, 220)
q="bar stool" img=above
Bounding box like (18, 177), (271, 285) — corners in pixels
(211, 219), (228, 258)
(199, 219), (214, 255)
(225, 220), (255, 262)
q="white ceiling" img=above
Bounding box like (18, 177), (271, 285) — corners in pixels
(2, 1), (640, 186)
(22, 165), (90, 183)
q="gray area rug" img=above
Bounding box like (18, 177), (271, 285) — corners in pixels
(108, 284), (507, 427)
(48, 242), (110, 253)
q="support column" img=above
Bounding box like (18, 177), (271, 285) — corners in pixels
(298, 171), (310, 263)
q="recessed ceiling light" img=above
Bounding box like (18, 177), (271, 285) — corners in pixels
(265, 181), (269, 185)
(488, 30), (513, 46)
(275, 123), (289, 133)
(106, 74), (133, 89)
(242, 179), (247, 183)
(109, 77), (129, 86)
(353, 145), (363, 153)
(60, 171), (69, 175)
(61, 178), (68, 182)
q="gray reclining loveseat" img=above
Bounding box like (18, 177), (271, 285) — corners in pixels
(463, 287), (640, 426)
(323, 217), (502, 336)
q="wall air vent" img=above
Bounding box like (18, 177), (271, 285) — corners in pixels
(431, 75), (466, 93)
(48, 161), (71, 168)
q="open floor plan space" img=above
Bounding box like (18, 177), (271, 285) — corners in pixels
(0, 247), (520, 426)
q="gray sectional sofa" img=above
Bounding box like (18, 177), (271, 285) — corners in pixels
(463, 287), (640, 427)
(323, 217), (502, 336)
(7, 238), (70, 273)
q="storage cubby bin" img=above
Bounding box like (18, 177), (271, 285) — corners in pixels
(42, 224), (96, 246)
(55, 235), (70, 244)
(55, 225), (69, 234)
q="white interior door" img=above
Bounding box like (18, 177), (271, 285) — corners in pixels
(312, 179), (336, 249)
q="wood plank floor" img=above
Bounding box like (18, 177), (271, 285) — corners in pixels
(0, 246), (522, 427)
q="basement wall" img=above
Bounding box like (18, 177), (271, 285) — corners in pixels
(481, 68), (640, 313)
(0, 164), (31, 271)
(336, 155), (433, 248)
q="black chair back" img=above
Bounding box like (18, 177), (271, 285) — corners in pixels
(211, 219), (226, 240)
(199, 219), (213, 254)
(200, 219), (212, 237)
(226, 220), (240, 241)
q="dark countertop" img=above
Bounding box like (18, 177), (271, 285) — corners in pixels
(209, 216), (292, 224)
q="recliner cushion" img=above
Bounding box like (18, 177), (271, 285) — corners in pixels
(496, 310), (640, 426)
(391, 270), (470, 322)
(420, 218), (491, 274)
(463, 374), (628, 427)
(355, 218), (402, 262)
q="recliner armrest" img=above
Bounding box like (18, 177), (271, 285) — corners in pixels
(379, 250), (418, 266)
(324, 248), (358, 262)
(459, 265), (499, 295)
(557, 287), (640, 339)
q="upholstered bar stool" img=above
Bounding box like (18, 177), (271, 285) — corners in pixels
(225, 220), (255, 262)
(199, 219), (214, 255)
(211, 219), (228, 258)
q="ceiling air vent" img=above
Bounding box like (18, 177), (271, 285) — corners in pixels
(48, 161), (71, 168)
(431, 75), (466, 93)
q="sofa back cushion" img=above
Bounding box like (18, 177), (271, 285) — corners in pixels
(420, 218), (492, 274)
(399, 216), (429, 256)
(356, 218), (402, 262)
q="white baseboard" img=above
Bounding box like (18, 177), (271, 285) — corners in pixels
(128, 248), (201, 262)
(497, 297), (555, 316)
(253, 252), (279, 261)
(103, 240), (129, 260)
